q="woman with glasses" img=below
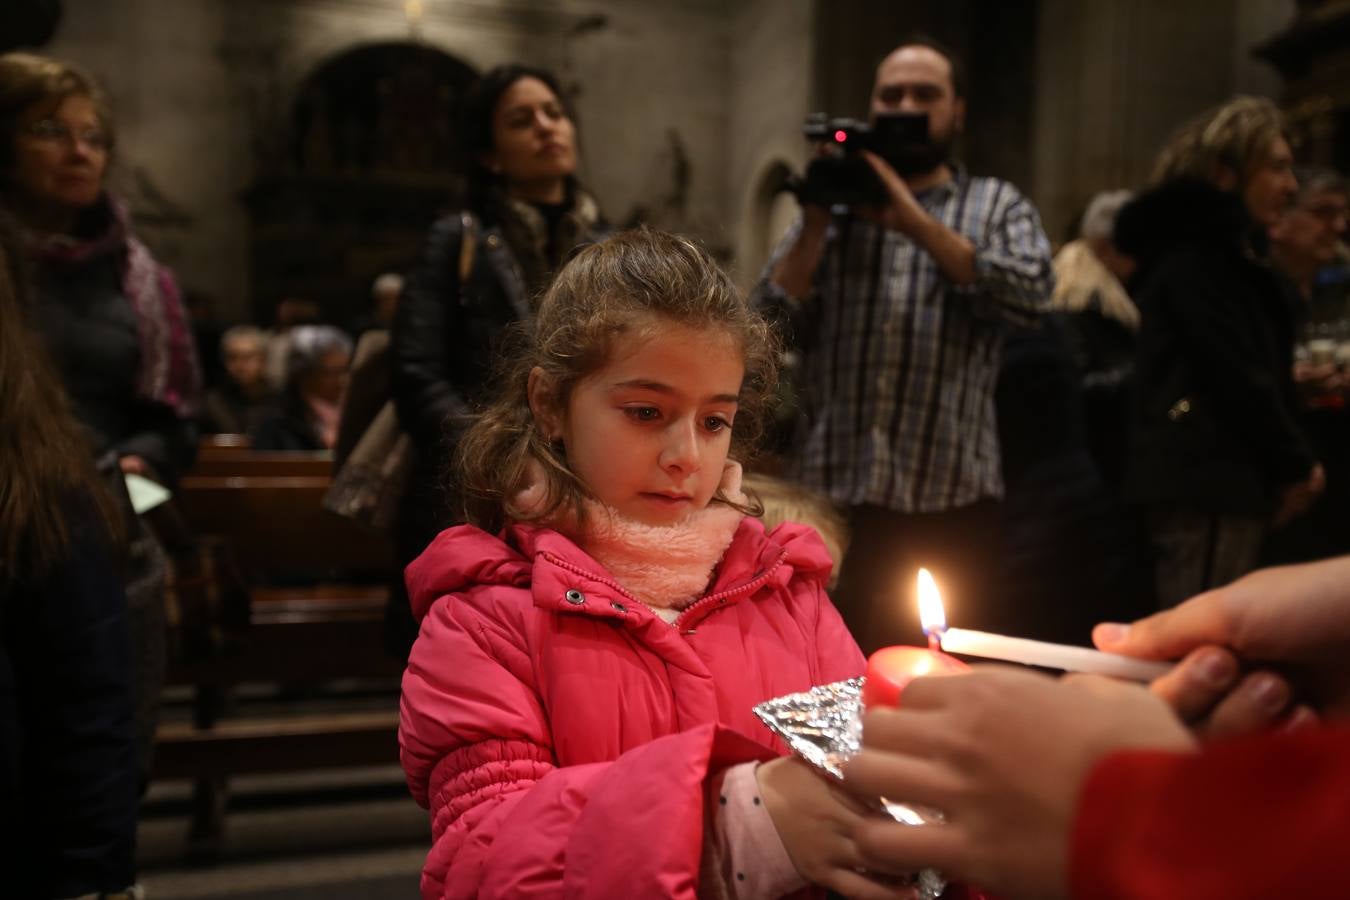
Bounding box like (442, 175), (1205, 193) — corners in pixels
(0, 51), (201, 487)
(0, 51), (201, 796)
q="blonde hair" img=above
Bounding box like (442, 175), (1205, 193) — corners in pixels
(457, 227), (782, 532)
(1151, 95), (1284, 186)
(0, 52), (114, 176)
(743, 473), (849, 587)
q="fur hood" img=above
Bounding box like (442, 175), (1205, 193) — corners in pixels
(1114, 178), (1260, 267)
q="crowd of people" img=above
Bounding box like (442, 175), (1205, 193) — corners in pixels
(1, 25), (1348, 900)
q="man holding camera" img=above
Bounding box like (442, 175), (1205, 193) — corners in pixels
(754, 37), (1053, 652)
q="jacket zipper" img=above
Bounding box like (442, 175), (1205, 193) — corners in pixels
(539, 547), (790, 634)
(673, 547), (789, 633)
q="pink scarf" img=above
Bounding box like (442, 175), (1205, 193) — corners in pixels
(516, 462), (747, 614)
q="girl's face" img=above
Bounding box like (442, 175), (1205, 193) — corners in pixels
(536, 319), (745, 527)
(483, 76), (577, 194)
(10, 94), (108, 214)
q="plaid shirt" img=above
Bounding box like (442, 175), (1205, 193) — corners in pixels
(754, 170), (1053, 513)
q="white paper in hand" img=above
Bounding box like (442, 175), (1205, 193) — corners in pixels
(124, 472), (171, 515)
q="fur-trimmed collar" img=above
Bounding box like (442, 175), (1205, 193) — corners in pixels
(1114, 178), (1263, 267)
(492, 187), (603, 299)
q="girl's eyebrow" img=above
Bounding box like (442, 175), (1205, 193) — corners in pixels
(612, 379), (739, 404)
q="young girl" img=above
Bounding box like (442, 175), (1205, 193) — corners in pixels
(399, 229), (920, 900)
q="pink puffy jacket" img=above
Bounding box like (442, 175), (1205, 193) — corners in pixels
(399, 516), (865, 899)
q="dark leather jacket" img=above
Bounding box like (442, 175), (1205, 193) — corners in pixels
(392, 191), (602, 459)
(1116, 179), (1314, 515)
(390, 191), (603, 560)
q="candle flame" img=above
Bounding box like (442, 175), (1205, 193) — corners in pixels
(917, 568), (946, 636)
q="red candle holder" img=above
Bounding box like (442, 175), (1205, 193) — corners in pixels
(862, 644), (969, 708)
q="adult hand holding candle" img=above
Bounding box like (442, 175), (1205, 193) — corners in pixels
(862, 569), (969, 707)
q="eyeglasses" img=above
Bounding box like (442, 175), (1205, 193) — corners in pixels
(23, 118), (111, 151)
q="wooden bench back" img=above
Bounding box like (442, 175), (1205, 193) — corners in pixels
(190, 450), (335, 478)
(177, 475), (393, 577)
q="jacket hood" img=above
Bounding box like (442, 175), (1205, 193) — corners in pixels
(1113, 178), (1257, 266)
(404, 516), (835, 622)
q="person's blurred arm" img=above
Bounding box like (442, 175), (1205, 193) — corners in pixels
(1071, 725), (1350, 900)
(115, 403), (198, 487)
(765, 205), (832, 301)
(860, 152), (1053, 325)
(750, 207), (832, 350)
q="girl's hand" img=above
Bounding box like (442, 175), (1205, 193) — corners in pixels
(756, 756), (918, 900)
(843, 668), (1195, 900)
(118, 454), (150, 476)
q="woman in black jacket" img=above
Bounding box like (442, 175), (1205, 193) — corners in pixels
(388, 64), (603, 657)
(1117, 96), (1322, 608)
(0, 218), (139, 899)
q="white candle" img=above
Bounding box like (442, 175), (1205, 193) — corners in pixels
(939, 627), (1170, 682)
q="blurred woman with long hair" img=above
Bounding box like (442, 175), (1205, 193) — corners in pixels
(0, 214), (139, 899)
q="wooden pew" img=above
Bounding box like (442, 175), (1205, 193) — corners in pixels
(153, 711), (399, 780)
(189, 451), (335, 479)
(158, 453), (404, 851)
(175, 474), (392, 579)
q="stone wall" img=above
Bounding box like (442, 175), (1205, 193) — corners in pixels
(1032, 0), (1295, 242)
(725, 0), (816, 285)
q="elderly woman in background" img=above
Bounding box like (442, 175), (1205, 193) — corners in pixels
(0, 51), (201, 487)
(252, 323), (352, 451)
(388, 62), (604, 658)
(1115, 96), (1321, 607)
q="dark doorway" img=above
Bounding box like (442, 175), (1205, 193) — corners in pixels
(245, 42), (478, 328)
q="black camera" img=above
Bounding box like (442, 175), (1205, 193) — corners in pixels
(791, 112), (930, 208)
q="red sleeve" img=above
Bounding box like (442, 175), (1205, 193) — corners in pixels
(1071, 726), (1350, 900)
